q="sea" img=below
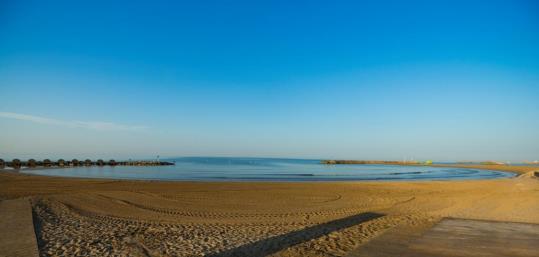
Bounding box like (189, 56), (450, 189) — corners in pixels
(19, 157), (515, 182)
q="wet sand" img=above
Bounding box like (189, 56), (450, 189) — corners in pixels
(0, 164), (538, 257)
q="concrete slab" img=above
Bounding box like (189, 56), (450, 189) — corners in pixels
(0, 199), (39, 257)
(349, 218), (539, 257)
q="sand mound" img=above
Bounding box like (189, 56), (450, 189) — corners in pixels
(517, 171), (539, 179)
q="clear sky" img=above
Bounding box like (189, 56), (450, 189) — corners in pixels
(1, 0), (538, 161)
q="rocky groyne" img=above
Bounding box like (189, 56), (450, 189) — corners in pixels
(0, 158), (174, 169)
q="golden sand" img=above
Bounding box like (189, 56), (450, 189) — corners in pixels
(0, 164), (538, 256)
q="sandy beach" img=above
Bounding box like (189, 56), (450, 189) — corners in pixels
(0, 164), (537, 256)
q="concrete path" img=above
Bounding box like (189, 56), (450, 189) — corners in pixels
(349, 218), (539, 257)
(0, 198), (39, 257)
(346, 220), (437, 257)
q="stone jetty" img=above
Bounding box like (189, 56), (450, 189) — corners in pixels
(0, 158), (174, 169)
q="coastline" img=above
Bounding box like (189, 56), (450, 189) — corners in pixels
(430, 163), (539, 175)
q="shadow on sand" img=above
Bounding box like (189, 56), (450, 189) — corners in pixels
(208, 212), (384, 257)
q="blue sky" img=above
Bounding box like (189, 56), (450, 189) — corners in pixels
(1, 0), (538, 161)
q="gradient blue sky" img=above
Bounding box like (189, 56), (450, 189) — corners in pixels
(1, 0), (538, 161)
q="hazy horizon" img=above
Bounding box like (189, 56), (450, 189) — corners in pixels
(1, 1), (538, 162)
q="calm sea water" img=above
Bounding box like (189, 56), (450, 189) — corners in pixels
(20, 157), (514, 181)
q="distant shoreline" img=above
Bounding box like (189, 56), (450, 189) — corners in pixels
(321, 160), (425, 165)
(320, 160), (539, 175)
